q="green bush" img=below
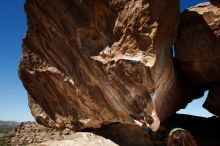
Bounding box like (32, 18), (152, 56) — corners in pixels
(0, 128), (11, 146)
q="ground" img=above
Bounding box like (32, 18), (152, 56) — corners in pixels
(0, 128), (12, 146)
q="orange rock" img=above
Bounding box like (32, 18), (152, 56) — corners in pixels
(19, 0), (183, 130)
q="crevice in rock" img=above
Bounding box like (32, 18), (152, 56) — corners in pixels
(171, 44), (176, 58)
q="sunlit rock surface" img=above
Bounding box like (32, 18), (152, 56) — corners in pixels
(19, 0), (184, 130)
(176, 2), (220, 116)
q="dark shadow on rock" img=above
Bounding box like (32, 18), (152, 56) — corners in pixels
(176, 9), (220, 116)
(210, 0), (220, 7)
(82, 114), (220, 146)
(82, 123), (154, 146)
(161, 114), (220, 146)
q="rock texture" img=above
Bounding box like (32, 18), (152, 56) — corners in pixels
(19, 0), (183, 130)
(11, 122), (118, 146)
(11, 122), (153, 146)
(176, 2), (220, 116)
(10, 115), (220, 146)
(11, 122), (71, 145)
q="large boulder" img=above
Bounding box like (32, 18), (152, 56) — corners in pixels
(176, 2), (220, 116)
(19, 0), (182, 130)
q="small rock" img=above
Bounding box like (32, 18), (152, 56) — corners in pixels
(62, 128), (70, 135)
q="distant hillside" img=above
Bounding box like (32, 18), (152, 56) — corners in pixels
(0, 121), (19, 129)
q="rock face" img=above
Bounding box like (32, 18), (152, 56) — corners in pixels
(19, 0), (183, 130)
(10, 115), (220, 146)
(11, 122), (126, 146)
(176, 2), (220, 116)
(11, 122), (118, 146)
(11, 122), (66, 145)
(11, 122), (153, 146)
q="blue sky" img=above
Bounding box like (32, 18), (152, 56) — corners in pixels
(0, 0), (211, 122)
(180, 0), (208, 11)
(0, 0), (33, 121)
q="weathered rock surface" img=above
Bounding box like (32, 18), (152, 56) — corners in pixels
(176, 2), (220, 116)
(10, 115), (220, 146)
(11, 121), (153, 146)
(11, 121), (118, 146)
(11, 122), (71, 145)
(19, 0), (183, 130)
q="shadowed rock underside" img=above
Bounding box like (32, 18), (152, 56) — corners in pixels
(19, 0), (220, 131)
(176, 2), (220, 116)
(19, 0), (186, 130)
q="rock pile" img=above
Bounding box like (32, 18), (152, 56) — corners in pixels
(10, 121), (152, 146)
(11, 122), (73, 145)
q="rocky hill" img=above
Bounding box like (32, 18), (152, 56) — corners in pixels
(0, 121), (19, 146)
(0, 120), (19, 129)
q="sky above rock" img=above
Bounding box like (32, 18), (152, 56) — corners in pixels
(0, 0), (211, 122)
